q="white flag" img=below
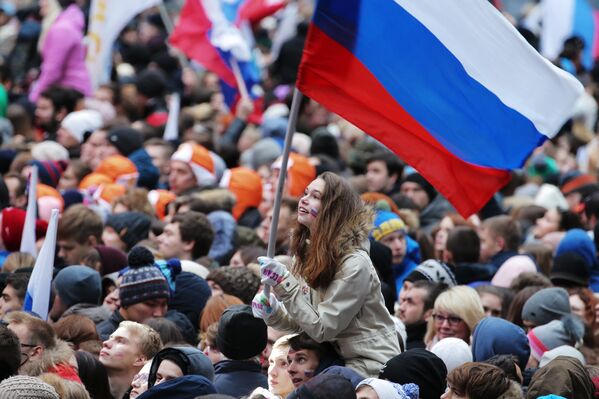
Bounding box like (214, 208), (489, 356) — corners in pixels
(20, 165), (38, 257)
(86, 0), (161, 89)
(23, 209), (59, 320)
(163, 92), (181, 141)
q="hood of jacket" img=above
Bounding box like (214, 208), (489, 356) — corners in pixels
(526, 356), (594, 399)
(471, 317), (530, 370)
(147, 347), (214, 388)
(138, 375), (215, 399)
(334, 207), (373, 260)
(20, 339), (75, 378)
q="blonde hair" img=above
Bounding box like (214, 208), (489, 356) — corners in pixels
(269, 334), (295, 361)
(425, 286), (485, 345)
(118, 321), (163, 359)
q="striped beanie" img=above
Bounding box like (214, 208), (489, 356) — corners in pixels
(171, 143), (216, 187)
(119, 246), (170, 307)
(371, 210), (407, 241)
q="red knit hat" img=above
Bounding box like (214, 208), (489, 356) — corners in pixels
(1, 207), (48, 252)
(220, 167), (263, 220)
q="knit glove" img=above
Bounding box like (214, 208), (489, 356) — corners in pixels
(257, 256), (289, 287)
(252, 292), (280, 320)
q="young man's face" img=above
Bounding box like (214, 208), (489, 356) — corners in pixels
(145, 145), (170, 176)
(34, 97), (56, 130)
(58, 239), (93, 266)
(366, 160), (394, 193)
(287, 348), (320, 388)
(379, 230), (407, 265)
(400, 181), (430, 210)
(168, 160), (197, 195)
(121, 298), (168, 323)
(0, 284), (23, 316)
(100, 326), (146, 371)
(399, 287), (428, 325)
(158, 222), (192, 260)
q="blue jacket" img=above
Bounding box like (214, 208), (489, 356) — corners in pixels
(393, 235), (421, 293)
(129, 148), (159, 190)
(213, 360), (267, 397)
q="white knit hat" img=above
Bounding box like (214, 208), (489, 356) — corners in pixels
(60, 110), (103, 144)
(430, 337), (473, 373)
(0, 376), (59, 399)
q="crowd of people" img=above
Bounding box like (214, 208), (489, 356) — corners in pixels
(0, 0), (596, 398)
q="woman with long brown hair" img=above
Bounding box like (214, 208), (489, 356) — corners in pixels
(252, 172), (400, 377)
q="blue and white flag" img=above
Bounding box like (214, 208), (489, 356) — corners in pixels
(23, 209), (59, 320)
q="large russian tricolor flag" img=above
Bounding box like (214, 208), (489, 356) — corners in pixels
(537, 0), (599, 70)
(297, 0), (583, 217)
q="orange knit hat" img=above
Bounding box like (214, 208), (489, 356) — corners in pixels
(272, 152), (316, 198)
(94, 155), (139, 187)
(79, 172), (112, 190)
(220, 167), (263, 220)
(171, 143), (216, 187)
(95, 183), (127, 206)
(361, 192), (400, 214)
(148, 189), (177, 220)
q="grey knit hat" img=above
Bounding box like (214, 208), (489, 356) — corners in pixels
(522, 287), (571, 326)
(0, 376), (59, 399)
(528, 315), (585, 361)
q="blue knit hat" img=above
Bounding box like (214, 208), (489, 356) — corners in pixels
(119, 247), (169, 307)
(53, 265), (102, 308)
(371, 210), (406, 241)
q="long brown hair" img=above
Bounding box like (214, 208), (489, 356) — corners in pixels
(290, 172), (370, 289)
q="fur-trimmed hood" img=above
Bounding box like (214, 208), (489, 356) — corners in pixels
(21, 339), (76, 378)
(334, 207), (373, 260)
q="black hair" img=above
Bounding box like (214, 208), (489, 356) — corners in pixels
(366, 151), (404, 179)
(0, 324), (20, 381)
(446, 226), (480, 263)
(74, 350), (112, 399)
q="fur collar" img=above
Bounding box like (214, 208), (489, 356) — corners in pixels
(334, 207), (373, 259)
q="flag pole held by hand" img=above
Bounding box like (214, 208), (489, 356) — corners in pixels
(264, 88), (303, 297)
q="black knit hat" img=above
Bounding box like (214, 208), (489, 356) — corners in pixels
(379, 349), (447, 399)
(551, 252), (590, 288)
(401, 173), (437, 203)
(119, 247), (169, 307)
(107, 127), (143, 157)
(216, 304), (267, 360)
(105, 212), (152, 251)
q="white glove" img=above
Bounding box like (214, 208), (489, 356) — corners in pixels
(252, 292), (280, 320)
(258, 256), (288, 287)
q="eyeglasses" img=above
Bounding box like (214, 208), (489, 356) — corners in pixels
(432, 313), (463, 326)
(20, 343), (37, 367)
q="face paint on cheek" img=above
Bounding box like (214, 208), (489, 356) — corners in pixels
(303, 370), (315, 378)
(310, 208), (318, 217)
